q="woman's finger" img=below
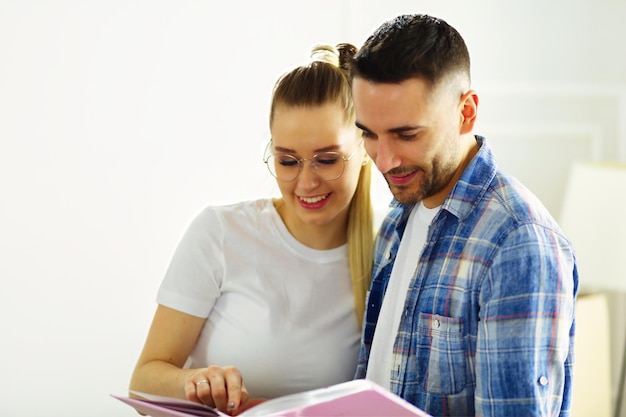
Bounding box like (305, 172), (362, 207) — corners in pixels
(204, 366), (229, 411)
(222, 366), (246, 410)
(232, 398), (267, 416)
(195, 378), (217, 407)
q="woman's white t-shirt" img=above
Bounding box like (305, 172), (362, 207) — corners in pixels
(157, 198), (360, 398)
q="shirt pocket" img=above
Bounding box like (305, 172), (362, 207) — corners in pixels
(414, 312), (467, 395)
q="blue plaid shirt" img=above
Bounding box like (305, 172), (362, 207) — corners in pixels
(356, 137), (578, 417)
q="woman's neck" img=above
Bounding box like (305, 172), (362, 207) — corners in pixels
(273, 198), (348, 250)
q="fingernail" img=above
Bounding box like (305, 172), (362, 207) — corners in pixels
(228, 402), (235, 409)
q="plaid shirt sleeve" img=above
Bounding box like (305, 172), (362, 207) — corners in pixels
(472, 221), (577, 417)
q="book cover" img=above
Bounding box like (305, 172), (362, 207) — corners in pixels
(112, 379), (432, 417)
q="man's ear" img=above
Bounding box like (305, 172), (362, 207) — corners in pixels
(459, 90), (479, 134)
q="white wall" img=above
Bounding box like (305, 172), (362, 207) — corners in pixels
(1, 1), (624, 416)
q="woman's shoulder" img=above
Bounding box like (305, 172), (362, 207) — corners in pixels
(199, 197), (273, 217)
(189, 198), (276, 229)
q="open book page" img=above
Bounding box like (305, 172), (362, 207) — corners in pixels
(112, 392), (228, 417)
(112, 379), (431, 417)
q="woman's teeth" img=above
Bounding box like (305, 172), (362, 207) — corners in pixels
(300, 194), (328, 203)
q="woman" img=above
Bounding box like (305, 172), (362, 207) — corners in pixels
(129, 43), (373, 415)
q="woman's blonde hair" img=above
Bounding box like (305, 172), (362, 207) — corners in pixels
(269, 43), (374, 325)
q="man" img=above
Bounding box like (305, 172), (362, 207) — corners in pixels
(351, 14), (578, 417)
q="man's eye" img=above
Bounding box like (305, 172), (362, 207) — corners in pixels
(360, 131), (376, 140)
(398, 133), (418, 141)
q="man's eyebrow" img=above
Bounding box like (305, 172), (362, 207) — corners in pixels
(355, 121), (371, 132)
(388, 125), (424, 134)
(355, 121), (424, 134)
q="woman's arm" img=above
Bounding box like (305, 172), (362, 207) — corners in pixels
(130, 304), (249, 412)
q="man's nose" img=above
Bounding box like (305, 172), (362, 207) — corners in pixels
(369, 137), (400, 174)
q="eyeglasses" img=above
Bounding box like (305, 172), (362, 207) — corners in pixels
(264, 141), (362, 182)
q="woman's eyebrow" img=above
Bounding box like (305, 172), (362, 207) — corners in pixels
(273, 144), (341, 154)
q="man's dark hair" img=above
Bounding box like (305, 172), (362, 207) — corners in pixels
(352, 14), (471, 86)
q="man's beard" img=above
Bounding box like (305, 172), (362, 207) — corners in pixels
(385, 158), (456, 205)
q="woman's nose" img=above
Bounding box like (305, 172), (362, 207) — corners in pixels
(296, 159), (321, 187)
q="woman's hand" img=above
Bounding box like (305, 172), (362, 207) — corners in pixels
(231, 398), (268, 416)
(184, 365), (250, 414)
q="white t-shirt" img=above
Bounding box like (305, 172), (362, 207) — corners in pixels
(366, 202), (440, 389)
(157, 198), (360, 399)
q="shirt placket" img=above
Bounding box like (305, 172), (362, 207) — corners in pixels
(394, 213), (442, 398)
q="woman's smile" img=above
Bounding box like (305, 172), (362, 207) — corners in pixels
(297, 193), (331, 208)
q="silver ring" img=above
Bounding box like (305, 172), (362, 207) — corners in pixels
(195, 380), (209, 387)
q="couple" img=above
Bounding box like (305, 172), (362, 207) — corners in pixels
(130, 14), (578, 417)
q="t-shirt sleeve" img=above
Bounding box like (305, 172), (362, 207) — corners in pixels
(156, 207), (224, 318)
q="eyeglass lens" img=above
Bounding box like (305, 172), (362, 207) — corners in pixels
(266, 152), (345, 181)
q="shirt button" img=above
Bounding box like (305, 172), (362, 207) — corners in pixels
(433, 319), (440, 328)
(386, 251), (392, 259)
(538, 376), (549, 386)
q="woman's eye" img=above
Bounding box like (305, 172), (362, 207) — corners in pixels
(315, 154), (340, 165)
(278, 156), (298, 167)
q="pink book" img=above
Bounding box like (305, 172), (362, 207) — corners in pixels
(112, 379), (431, 417)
